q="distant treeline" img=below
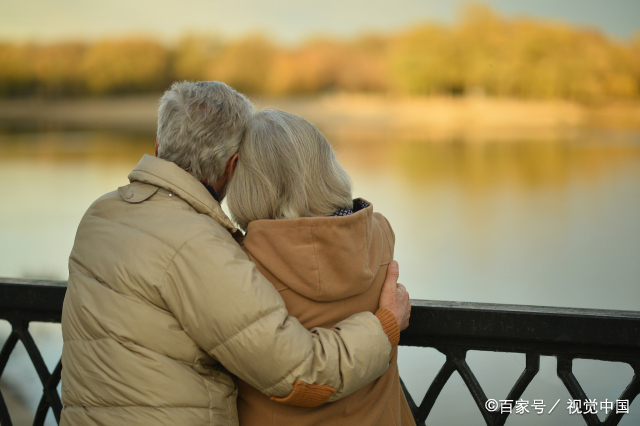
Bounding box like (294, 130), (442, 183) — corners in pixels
(1, 4), (639, 102)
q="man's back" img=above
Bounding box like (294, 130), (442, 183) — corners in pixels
(62, 164), (244, 425)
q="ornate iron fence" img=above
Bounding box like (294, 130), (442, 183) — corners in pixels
(0, 279), (64, 426)
(399, 300), (640, 426)
(1, 278), (639, 426)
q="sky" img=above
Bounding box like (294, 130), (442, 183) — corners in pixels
(1, 0), (639, 45)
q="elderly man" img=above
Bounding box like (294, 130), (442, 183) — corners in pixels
(60, 81), (410, 425)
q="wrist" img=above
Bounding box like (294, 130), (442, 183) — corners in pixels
(374, 308), (401, 346)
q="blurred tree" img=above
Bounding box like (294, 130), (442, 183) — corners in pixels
(172, 34), (224, 81)
(337, 35), (390, 92)
(388, 23), (457, 95)
(33, 43), (87, 97)
(1, 3), (638, 101)
(81, 37), (170, 95)
(387, 2), (640, 101)
(267, 38), (347, 95)
(207, 34), (276, 94)
(455, 3), (506, 96)
(0, 44), (39, 97)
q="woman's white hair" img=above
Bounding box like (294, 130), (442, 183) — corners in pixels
(226, 109), (353, 231)
(157, 81), (255, 184)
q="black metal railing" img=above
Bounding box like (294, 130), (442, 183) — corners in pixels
(1, 278), (639, 426)
(0, 279), (65, 426)
(399, 300), (640, 426)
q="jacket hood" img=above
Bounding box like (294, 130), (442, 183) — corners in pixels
(242, 201), (384, 302)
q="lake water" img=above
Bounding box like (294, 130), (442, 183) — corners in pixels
(1, 127), (639, 425)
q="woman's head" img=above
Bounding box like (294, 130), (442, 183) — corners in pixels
(226, 109), (352, 231)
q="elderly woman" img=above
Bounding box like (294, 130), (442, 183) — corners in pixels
(226, 110), (415, 425)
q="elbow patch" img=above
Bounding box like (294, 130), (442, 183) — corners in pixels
(270, 381), (335, 407)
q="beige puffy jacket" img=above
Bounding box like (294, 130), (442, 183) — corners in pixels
(60, 155), (399, 426)
(238, 202), (415, 425)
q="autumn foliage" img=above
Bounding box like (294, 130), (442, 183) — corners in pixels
(1, 5), (639, 102)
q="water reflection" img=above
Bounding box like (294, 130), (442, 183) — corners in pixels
(334, 136), (640, 311)
(1, 129), (639, 307)
(336, 136), (640, 192)
(0, 131), (153, 280)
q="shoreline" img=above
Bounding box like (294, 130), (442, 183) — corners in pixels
(0, 94), (639, 142)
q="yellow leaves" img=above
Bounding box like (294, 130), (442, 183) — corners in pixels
(207, 35), (276, 94)
(1, 4), (639, 102)
(80, 37), (170, 95)
(0, 38), (170, 97)
(386, 6), (640, 102)
(0, 44), (38, 96)
(172, 35), (224, 82)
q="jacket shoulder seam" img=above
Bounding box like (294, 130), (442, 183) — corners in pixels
(159, 227), (230, 285)
(160, 224), (237, 279)
(209, 304), (284, 354)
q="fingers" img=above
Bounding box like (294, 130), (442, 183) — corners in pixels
(380, 261), (399, 296)
(397, 282), (410, 331)
(379, 260), (411, 333)
(385, 260), (399, 284)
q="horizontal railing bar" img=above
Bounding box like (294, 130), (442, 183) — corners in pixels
(0, 279), (66, 317)
(400, 336), (640, 364)
(0, 278), (67, 287)
(1, 279), (639, 354)
(410, 299), (640, 319)
(401, 299), (640, 352)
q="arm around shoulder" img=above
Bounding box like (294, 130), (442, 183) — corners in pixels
(160, 231), (395, 407)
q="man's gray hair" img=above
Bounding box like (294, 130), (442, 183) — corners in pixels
(226, 109), (353, 231)
(157, 81), (255, 184)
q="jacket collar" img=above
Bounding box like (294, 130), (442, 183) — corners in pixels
(128, 154), (238, 232)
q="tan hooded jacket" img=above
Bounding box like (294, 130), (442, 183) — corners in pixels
(60, 155), (399, 426)
(238, 202), (415, 425)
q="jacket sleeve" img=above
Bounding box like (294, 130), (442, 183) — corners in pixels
(159, 230), (397, 406)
